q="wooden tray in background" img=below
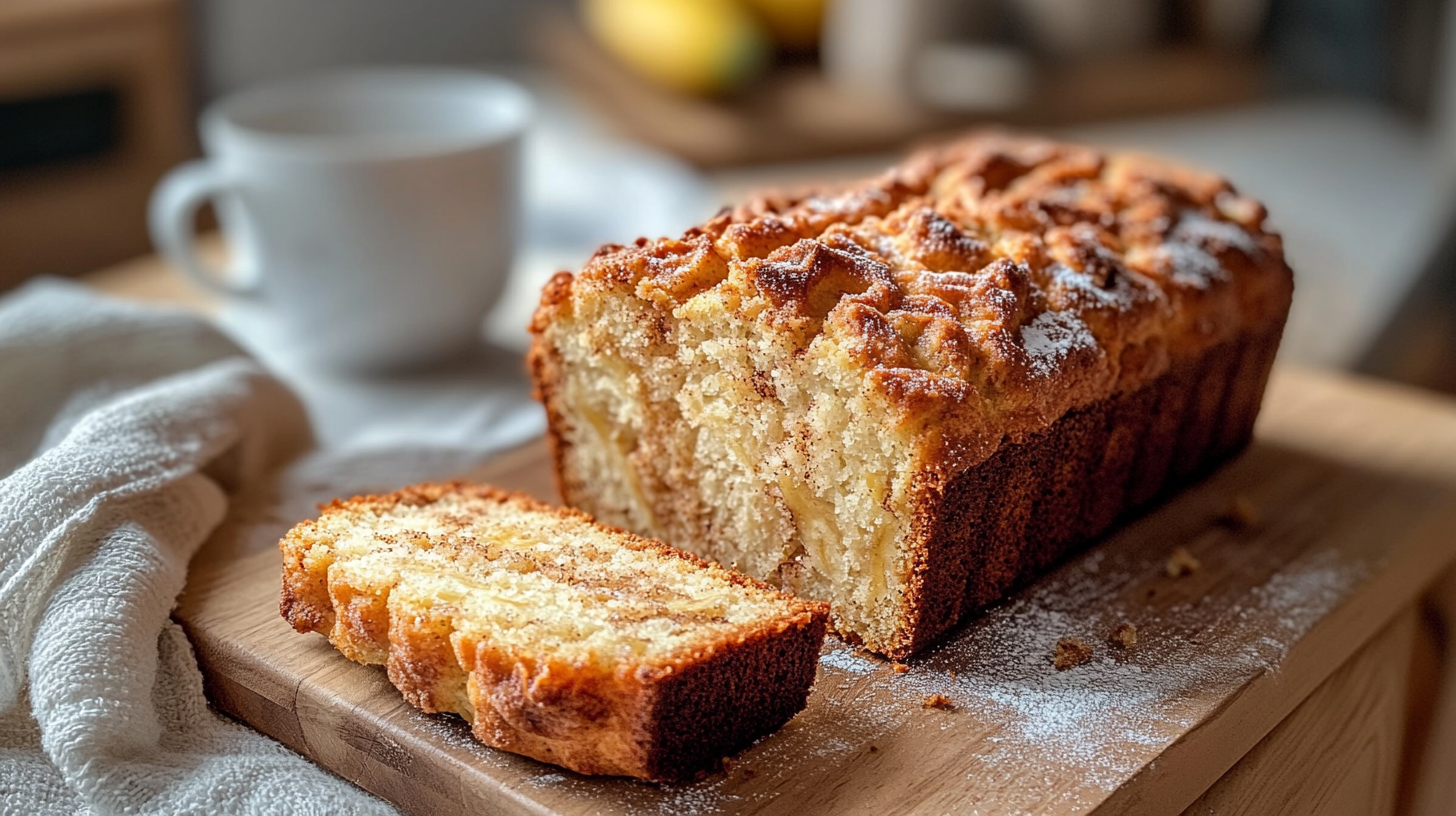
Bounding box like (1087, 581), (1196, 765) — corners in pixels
(532, 10), (1268, 167)
(174, 367), (1456, 815)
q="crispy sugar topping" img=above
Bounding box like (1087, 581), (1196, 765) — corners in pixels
(537, 134), (1293, 470)
(572, 135), (1285, 401)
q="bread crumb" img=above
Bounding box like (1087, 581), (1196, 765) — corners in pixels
(949, 669), (957, 680)
(1166, 546), (1201, 577)
(1219, 495), (1261, 530)
(892, 662), (909, 674)
(1109, 623), (1137, 649)
(1053, 637), (1094, 670)
(923, 693), (955, 710)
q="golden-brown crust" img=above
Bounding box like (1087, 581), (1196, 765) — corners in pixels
(531, 132), (1293, 471)
(278, 482), (829, 781)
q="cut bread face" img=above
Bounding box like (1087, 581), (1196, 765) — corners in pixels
(541, 285), (917, 658)
(280, 483), (828, 782)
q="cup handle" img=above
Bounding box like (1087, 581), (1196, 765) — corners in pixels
(148, 161), (260, 298)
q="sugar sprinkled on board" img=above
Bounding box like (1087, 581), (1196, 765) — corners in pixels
(906, 549), (1363, 797)
(467, 550), (1364, 816)
(818, 646), (880, 675)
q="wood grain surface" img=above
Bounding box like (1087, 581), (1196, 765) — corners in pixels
(1403, 567), (1456, 816)
(1179, 608), (1417, 816)
(174, 367), (1456, 816)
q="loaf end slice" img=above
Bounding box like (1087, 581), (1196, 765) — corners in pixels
(279, 482), (829, 782)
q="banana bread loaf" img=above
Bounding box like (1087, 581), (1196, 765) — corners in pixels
(528, 133), (1293, 659)
(279, 482), (828, 781)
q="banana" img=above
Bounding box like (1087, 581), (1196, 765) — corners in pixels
(582, 0), (772, 95)
(741, 0), (826, 50)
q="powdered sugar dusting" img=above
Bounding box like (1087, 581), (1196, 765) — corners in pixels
(1173, 211), (1260, 255)
(1158, 243), (1229, 290)
(1048, 263), (1138, 311)
(1159, 210), (1261, 290)
(906, 548), (1363, 803)
(818, 646), (879, 675)
(1020, 310), (1098, 377)
(469, 540), (1365, 815)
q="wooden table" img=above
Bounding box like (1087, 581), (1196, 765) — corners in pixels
(84, 258), (1456, 816)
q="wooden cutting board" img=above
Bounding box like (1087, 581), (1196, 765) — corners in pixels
(174, 367), (1456, 816)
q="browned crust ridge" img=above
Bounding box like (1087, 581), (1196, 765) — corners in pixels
(279, 483), (829, 781)
(530, 132), (1293, 468)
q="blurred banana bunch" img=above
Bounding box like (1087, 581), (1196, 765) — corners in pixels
(582, 0), (827, 95)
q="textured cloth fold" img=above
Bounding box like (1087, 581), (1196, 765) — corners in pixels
(0, 280), (397, 815)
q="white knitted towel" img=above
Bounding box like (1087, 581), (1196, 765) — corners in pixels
(0, 280), (398, 816)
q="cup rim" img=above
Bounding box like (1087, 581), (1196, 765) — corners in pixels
(201, 68), (533, 161)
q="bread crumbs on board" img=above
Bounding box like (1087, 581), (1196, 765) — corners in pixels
(1053, 637), (1095, 670)
(1219, 495), (1262, 530)
(1166, 546), (1202, 577)
(1108, 623), (1137, 649)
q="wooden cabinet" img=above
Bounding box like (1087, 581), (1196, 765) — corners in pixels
(0, 0), (193, 289)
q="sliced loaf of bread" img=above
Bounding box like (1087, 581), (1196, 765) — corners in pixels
(280, 482), (828, 781)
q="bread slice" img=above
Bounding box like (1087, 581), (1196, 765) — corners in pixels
(279, 482), (828, 782)
(528, 133), (1293, 659)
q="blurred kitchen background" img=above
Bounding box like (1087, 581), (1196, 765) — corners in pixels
(4, 0), (1456, 393)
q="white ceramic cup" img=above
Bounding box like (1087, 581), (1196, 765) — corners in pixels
(150, 69), (531, 371)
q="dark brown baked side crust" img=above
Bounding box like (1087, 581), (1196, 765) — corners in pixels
(641, 611), (825, 781)
(895, 314), (1285, 658)
(459, 609), (827, 781)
